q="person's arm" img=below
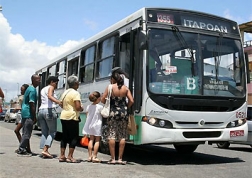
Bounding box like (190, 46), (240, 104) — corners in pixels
(28, 90), (37, 124)
(101, 86), (109, 104)
(126, 87), (134, 109)
(74, 100), (83, 112)
(29, 102), (37, 125)
(48, 85), (62, 106)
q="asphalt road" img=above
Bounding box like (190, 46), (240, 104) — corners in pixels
(0, 120), (251, 178)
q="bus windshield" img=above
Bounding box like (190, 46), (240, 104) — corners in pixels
(148, 28), (246, 97)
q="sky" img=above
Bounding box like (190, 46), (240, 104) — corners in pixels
(0, 0), (252, 102)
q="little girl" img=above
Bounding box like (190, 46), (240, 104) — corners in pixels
(82, 91), (103, 163)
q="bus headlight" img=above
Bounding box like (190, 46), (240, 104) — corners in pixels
(227, 118), (246, 128)
(142, 116), (173, 128)
(149, 117), (157, 125)
(159, 120), (165, 127)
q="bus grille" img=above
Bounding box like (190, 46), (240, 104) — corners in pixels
(183, 131), (221, 138)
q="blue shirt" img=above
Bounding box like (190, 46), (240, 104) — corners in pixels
(21, 85), (37, 119)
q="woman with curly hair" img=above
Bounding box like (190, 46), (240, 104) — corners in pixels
(101, 72), (134, 165)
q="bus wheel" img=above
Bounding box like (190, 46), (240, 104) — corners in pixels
(216, 142), (230, 149)
(99, 140), (110, 154)
(173, 144), (198, 153)
(54, 132), (62, 141)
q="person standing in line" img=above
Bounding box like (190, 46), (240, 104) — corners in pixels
(58, 75), (83, 163)
(38, 76), (62, 158)
(101, 72), (134, 165)
(82, 91), (103, 163)
(14, 84), (30, 153)
(16, 74), (41, 156)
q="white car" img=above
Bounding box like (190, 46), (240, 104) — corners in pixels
(4, 108), (21, 123)
(217, 106), (252, 148)
(15, 110), (22, 125)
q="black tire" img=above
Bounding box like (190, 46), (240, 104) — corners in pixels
(216, 142), (230, 149)
(173, 144), (198, 154)
(54, 132), (62, 141)
(99, 140), (110, 154)
(99, 118), (110, 154)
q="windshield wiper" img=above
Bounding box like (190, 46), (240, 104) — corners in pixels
(214, 33), (223, 81)
(172, 26), (195, 76)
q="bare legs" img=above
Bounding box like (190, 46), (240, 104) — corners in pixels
(108, 138), (126, 163)
(59, 147), (66, 161)
(88, 135), (101, 162)
(118, 139), (125, 160)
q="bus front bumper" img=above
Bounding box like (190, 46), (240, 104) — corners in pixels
(140, 122), (248, 145)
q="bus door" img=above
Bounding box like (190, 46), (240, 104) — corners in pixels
(118, 27), (143, 142)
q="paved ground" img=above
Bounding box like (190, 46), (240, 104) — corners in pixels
(0, 126), (141, 178)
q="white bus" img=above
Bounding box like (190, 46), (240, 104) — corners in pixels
(36, 7), (249, 153)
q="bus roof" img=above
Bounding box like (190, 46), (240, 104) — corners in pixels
(36, 7), (238, 73)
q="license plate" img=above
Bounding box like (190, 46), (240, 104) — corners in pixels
(230, 130), (244, 137)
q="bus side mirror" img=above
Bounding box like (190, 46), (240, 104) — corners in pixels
(245, 52), (250, 83)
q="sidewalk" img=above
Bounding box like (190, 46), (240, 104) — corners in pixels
(0, 126), (135, 178)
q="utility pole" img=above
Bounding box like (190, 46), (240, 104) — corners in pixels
(17, 83), (19, 96)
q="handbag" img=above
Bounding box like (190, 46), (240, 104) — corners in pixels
(101, 84), (112, 118)
(127, 114), (137, 135)
(80, 135), (89, 147)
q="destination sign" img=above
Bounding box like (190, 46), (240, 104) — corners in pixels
(157, 13), (174, 24)
(181, 16), (229, 33)
(147, 9), (238, 35)
(203, 79), (229, 91)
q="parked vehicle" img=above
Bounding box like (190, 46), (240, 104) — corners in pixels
(217, 106), (252, 148)
(15, 110), (21, 125)
(4, 108), (21, 123)
(0, 108), (7, 120)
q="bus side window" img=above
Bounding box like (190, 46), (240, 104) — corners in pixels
(57, 59), (66, 88)
(80, 46), (95, 83)
(96, 36), (116, 79)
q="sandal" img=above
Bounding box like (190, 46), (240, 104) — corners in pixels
(92, 157), (101, 163)
(59, 157), (66, 162)
(117, 159), (127, 165)
(107, 159), (116, 165)
(42, 151), (53, 159)
(87, 157), (92, 162)
(66, 158), (81, 163)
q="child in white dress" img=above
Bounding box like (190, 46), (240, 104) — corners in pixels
(82, 91), (103, 163)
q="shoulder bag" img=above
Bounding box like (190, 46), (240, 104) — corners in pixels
(101, 84), (112, 118)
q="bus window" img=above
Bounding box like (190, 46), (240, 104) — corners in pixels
(68, 58), (79, 76)
(57, 59), (66, 88)
(80, 46), (95, 83)
(47, 65), (56, 77)
(96, 36), (115, 79)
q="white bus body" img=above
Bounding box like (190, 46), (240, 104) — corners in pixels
(36, 8), (249, 153)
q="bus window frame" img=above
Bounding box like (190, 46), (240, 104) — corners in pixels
(95, 35), (119, 80)
(47, 64), (57, 77)
(56, 59), (67, 88)
(80, 45), (96, 84)
(68, 57), (79, 77)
